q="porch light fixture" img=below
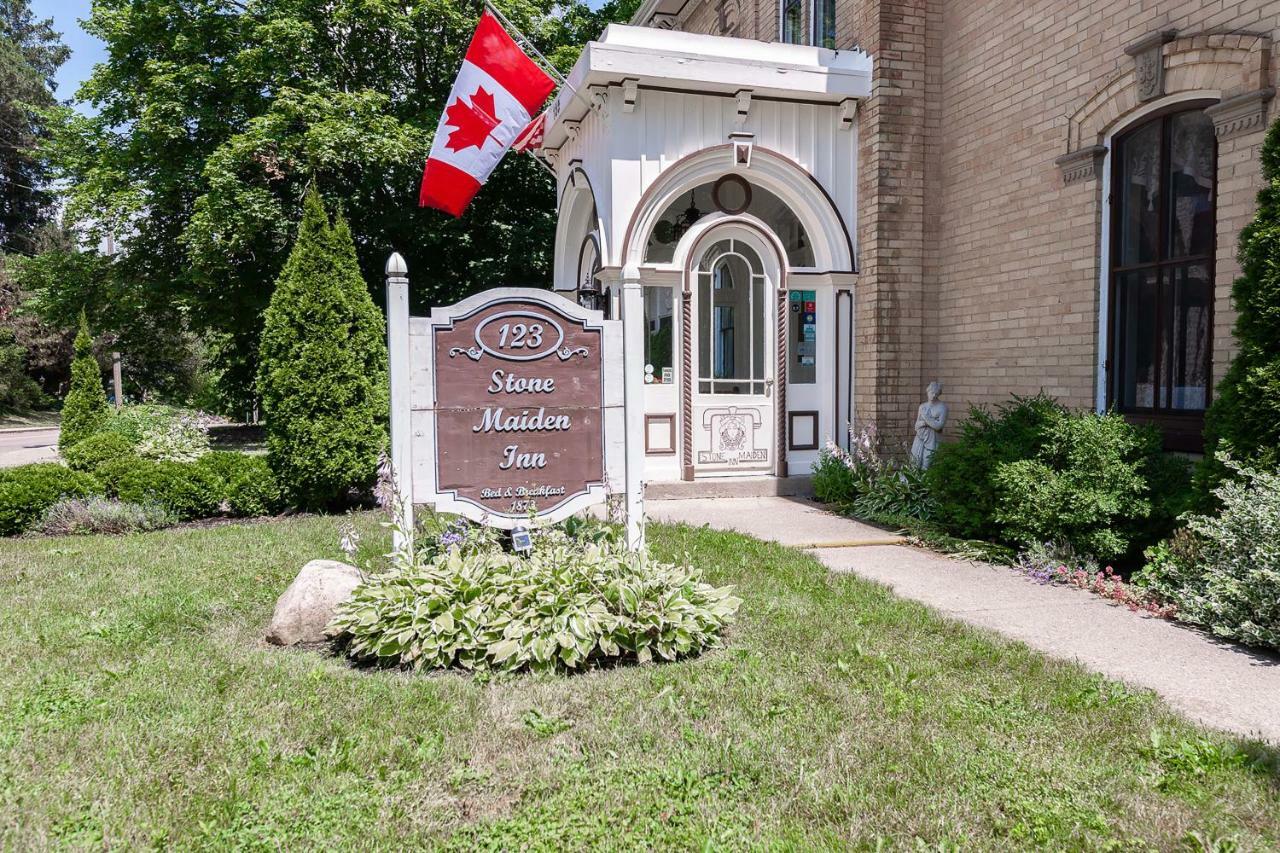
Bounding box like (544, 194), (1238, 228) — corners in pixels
(671, 191), (704, 242)
(577, 276), (604, 311)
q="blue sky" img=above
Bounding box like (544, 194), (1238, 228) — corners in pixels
(33, 0), (103, 111)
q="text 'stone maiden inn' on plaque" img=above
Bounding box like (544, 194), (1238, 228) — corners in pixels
(410, 289), (624, 528)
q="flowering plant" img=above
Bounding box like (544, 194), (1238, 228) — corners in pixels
(813, 423), (934, 521)
(1015, 542), (1176, 619)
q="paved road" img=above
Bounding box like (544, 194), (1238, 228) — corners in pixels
(0, 428), (60, 467)
(649, 495), (1280, 745)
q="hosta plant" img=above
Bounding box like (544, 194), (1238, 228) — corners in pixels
(328, 535), (742, 673)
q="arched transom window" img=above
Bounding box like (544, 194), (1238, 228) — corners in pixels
(1109, 106), (1215, 438)
(645, 177), (814, 267)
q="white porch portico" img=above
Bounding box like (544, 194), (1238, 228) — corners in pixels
(541, 25), (870, 485)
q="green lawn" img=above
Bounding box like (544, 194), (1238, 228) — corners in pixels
(0, 515), (1276, 849)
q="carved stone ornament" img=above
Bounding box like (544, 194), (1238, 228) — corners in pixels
(1055, 144), (1107, 185)
(1205, 88), (1276, 140)
(1125, 29), (1177, 102)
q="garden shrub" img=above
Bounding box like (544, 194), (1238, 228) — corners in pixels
(330, 527), (742, 673)
(924, 394), (1184, 561)
(925, 394), (1063, 540)
(62, 432), (137, 472)
(258, 189), (388, 509)
(37, 496), (175, 536)
(0, 463), (102, 535)
(1198, 118), (1280, 499)
(195, 451), (284, 517)
(1135, 457), (1280, 651)
(811, 446), (860, 505)
(58, 311), (109, 450)
(97, 457), (222, 521)
(101, 404), (210, 462)
(811, 423), (934, 521)
(992, 410), (1153, 560)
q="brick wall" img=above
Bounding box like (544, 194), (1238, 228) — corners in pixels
(923, 0), (1278, 429)
(848, 0), (933, 443)
(651, 0), (1279, 444)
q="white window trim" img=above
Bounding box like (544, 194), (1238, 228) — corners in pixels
(1095, 89), (1221, 414)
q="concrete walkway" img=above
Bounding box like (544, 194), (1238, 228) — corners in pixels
(648, 495), (1280, 745)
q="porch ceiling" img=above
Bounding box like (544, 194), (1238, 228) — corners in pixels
(541, 24), (871, 149)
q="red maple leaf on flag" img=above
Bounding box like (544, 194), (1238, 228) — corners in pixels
(444, 86), (500, 153)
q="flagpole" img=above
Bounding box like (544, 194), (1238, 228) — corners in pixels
(482, 0), (566, 85)
(482, 0), (596, 177)
(482, 0), (596, 120)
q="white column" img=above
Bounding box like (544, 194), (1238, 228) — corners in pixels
(620, 264), (646, 551)
(385, 252), (413, 551)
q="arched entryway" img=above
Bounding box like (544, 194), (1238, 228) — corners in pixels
(680, 221), (788, 479)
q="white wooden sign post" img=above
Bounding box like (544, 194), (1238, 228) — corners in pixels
(385, 253), (644, 550)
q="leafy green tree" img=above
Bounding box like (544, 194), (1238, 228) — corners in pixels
(1199, 118), (1280, 497)
(47, 0), (633, 410)
(0, 0), (68, 254)
(258, 189), (387, 509)
(0, 248), (69, 397)
(59, 311), (110, 449)
(11, 232), (203, 404)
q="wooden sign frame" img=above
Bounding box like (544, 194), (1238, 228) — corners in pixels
(390, 286), (625, 530)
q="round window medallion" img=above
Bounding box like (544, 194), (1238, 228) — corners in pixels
(712, 174), (752, 215)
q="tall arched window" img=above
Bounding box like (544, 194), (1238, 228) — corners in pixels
(1109, 106), (1215, 447)
(697, 239), (767, 395)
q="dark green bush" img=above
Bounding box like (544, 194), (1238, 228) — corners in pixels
(1198, 118), (1280, 500)
(927, 394), (1190, 561)
(0, 463), (102, 535)
(257, 190), (388, 509)
(991, 410), (1154, 560)
(925, 394), (1062, 540)
(195, 451), (284, 517)
(58, 311), (110, 450)
(62, 432), (138, 472)
(97, 457), (221, 521)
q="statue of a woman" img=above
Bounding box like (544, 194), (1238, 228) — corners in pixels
(909, 381), (947, 469)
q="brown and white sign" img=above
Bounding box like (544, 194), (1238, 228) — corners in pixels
(405, 288), (623, 527)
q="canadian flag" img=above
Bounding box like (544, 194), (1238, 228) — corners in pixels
(419, 11), (556, 216)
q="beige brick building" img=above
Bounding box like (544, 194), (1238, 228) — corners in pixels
(631, 0), (1279, 451)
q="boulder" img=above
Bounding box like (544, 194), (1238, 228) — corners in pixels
(265, 559), (363, 646)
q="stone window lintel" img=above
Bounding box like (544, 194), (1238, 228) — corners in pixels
(1204, 87), (1276, 140)
(1055, 144), (1108, 185)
